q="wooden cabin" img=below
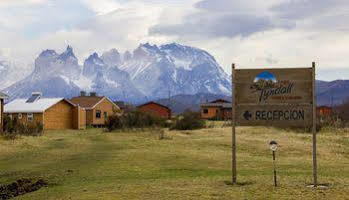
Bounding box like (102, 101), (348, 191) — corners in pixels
(317, 106), (332, 117)
(137, 101), (172, 119)
(70, 92), (120, 126)
(4, 93), (85, 130)
(200, 99), (232, 120)
(0, 92), (8, 131)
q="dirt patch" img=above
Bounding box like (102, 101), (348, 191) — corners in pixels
(0, 178), (48, 199)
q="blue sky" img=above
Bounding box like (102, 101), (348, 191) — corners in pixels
(0, 0), (348, 81)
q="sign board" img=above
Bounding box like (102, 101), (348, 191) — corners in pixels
(234, 68), (314, 128)
(236, 104), (312, 127)
(235, 68), (313, 105)
(231, 63), (317, 186)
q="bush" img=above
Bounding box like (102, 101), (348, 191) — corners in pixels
(105, 110), (166, 131)
(170, 111), (205, 130)
(2, 116), (43, 139)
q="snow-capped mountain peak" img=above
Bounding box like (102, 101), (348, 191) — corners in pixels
(39, 49), (58, 57)
(101, 48), (121, 67)
(3, 43), (231, 103)
(120, 42), (231, 98)
(86, 52), (104, 66)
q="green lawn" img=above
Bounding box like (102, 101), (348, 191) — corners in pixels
(0, 126), (348, 199)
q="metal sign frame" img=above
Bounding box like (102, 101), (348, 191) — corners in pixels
(231, 62), (317, 186)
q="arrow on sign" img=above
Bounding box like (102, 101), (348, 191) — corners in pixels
(243, 111), (252, 120)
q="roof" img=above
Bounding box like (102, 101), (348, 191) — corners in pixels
(201, 103), (232, 108)
(70, 96), (104, 108)
(70, 96), (118, 109)
(210, 99), (231, 103)
(0, 92), (8, 99)
(317, 106), (332, 109)
(4, 98), (74, 113)
(137, 101), (171, 111)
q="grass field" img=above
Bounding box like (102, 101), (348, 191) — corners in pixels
(0, 125), (348, 199)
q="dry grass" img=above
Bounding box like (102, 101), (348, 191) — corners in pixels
(0, 126), (348, 199)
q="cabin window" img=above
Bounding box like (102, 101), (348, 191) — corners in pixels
(96, 110), (101, 118)
(27, 113), (33, 122)
(203, 109), (208, 114)
(104, 112), (108, 118)
(18, 113), (22, 119)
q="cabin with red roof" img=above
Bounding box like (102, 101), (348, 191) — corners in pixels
(137, 101), (171, 119)
(71, 92), (120, 126)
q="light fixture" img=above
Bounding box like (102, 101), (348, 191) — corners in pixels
(269, 140), (278, 151)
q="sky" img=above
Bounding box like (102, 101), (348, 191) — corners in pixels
(0, 0), (348, 81)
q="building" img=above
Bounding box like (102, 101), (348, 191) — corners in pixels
(200, 99), (232, 120)
(70, 92), (120, 126)
(115, 101), (134, 112)
(4, 93), (85, 130)
(0, 92), (8, 131)
(137, 101), (172, 119)
(317, 106), (332, 117)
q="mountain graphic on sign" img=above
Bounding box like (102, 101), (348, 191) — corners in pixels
(254, 71), (277, 83)
(251, 71), (277, 92)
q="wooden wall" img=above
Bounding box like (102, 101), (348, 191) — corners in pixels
(7, 113), (43, 125)
(44, 100), (74, 130)
(73, 106), (86, 130)
(138, 103), (171, 119)
(200, 106), (220, 119)
(86, 110), (94, 126)
(90, 98), (117, 125)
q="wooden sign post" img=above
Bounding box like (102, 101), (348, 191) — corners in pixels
(231, 64), (236, 184)
(231, 63), (317, 186)
(312, 62), (317, 187)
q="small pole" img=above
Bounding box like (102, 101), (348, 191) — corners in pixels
(270, 140), (278, 187)
(273, 151), (277, 187)
(312, 62), (318, 187)
(231, 63), (237, 184)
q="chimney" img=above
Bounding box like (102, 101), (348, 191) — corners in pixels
(80, 91), (86, 96)
(90, 92), (97, 97)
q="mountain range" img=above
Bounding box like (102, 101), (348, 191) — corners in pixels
(0, 42), (349, 109)
(2, 43), (231, 103)
(316, 80), (349, 106)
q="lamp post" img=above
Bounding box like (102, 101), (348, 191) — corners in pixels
(269, 140), (278, 187)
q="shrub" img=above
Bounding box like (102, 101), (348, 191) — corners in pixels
(170, 111), (205, 130)
(2, 116), (43, 139)
(105, 114), (124, 131)
(105, 110), (166, 131)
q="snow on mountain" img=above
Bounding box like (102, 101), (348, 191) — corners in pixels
(101, 49), (121, 67)
(3, 43), (231, 103)
(0, 59), (32, 90)
(118, 43), (231, 99)
(3, 46), (144, 102)
(82, 52), (144, 101)
(3, 46), (82, 101)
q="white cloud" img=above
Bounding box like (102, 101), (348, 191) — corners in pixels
(79, 0), (121, 15)
(0, 0), (48, 7)
(0, 0), (348, 81)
